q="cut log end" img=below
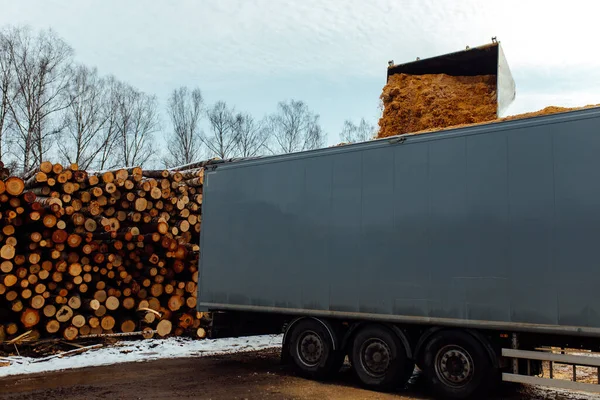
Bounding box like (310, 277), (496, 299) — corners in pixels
(197, 327), (207, 339)
(89, 299), (100, 311)
(63, 326), (79, 341)
(1, 245), (15, 260)
(5, 177), (25, 196)
(101, 171), (115, 183)
(157, 319), (172, 337)
(52, 230), (68, 244)
(3, 273), (17, 287)
(52, 163), (64, 174)
(46, 320), (60, 334)
(186, 297), (197, 309)
(43, 304), (57, 318)
(21, 308), (40, 328)
(79, 325), (91, 336)
(6, 323), (18, 335)
(72, 315), (86, 328)
(31, 295), (45, 309)
(121, 320), (136, 333)
(101, 315), (115, 330)
(105, 296), (119, 311)
(68, 295), (82, 309)
(56, 305), (74, 323)
(144, 312), (156, 324)
(122, 297), (136, 310)
(142, 327), (154, 339)
(135, 198), (148, 212)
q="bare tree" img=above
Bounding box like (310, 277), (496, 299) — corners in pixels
(94, 75), (121, 170)
(57, 64), (112, 169)
(232, 112), (269, 157)
(266, 99), (325, 154)
(3, 26), (74, 172)
(0, 30), (13, 162)
(113, 82), (159, 168)
(163, 86), (204, 168)
(202, 101), (238, 159)
(3, 159), (17, 175)
(340, 117), (375, 143)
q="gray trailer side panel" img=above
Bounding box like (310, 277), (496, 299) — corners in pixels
(198, 108), (600, 336)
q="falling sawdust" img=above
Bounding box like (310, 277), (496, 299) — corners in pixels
(377, 73), (498, 138)
(376, 72), (600, 139)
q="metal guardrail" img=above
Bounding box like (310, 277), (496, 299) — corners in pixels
(502, 347), (600, 393)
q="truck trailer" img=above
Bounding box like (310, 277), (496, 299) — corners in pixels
(197, 44), (600, 399)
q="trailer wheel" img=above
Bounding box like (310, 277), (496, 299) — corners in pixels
(350, 325), (410, 391)
(288, 319), (342, 379)
(422, 330), (493, 399)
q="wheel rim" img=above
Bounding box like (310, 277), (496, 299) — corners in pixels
(297, 330), (324, 367)
(434, 345), (474, 387)
(359, 338), (392, 378)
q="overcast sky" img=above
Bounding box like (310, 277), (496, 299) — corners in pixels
(1, 0), (599, 149)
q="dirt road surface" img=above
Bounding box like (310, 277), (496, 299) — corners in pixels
(1, 349), (599, 400)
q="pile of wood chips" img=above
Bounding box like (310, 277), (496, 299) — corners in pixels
(376, 71), (600, 139)
(377, 73), (498, 138)
(0, 160), (217, 344)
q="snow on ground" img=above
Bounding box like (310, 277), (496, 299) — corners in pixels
(0, 334), (283, 378)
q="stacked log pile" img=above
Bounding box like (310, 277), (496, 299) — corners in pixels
(0, 160), (215, 343)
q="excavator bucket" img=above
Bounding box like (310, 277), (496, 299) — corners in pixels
(386, 40), (516, 117)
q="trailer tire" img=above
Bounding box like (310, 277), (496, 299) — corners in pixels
(350, 325), (410, 391)
(422, 330), (493, 399)
(288, 319), (342, 380)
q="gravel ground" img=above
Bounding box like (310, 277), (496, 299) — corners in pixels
(1, 349), (599, 400)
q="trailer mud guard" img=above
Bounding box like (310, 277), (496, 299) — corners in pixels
(414, 327), (498, 369)
(281, 316), (339, 363)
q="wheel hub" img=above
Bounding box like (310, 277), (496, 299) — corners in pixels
(360, 339), (391, 377)
(435, 345), (474, 387)
(298, 331), (323, 367)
